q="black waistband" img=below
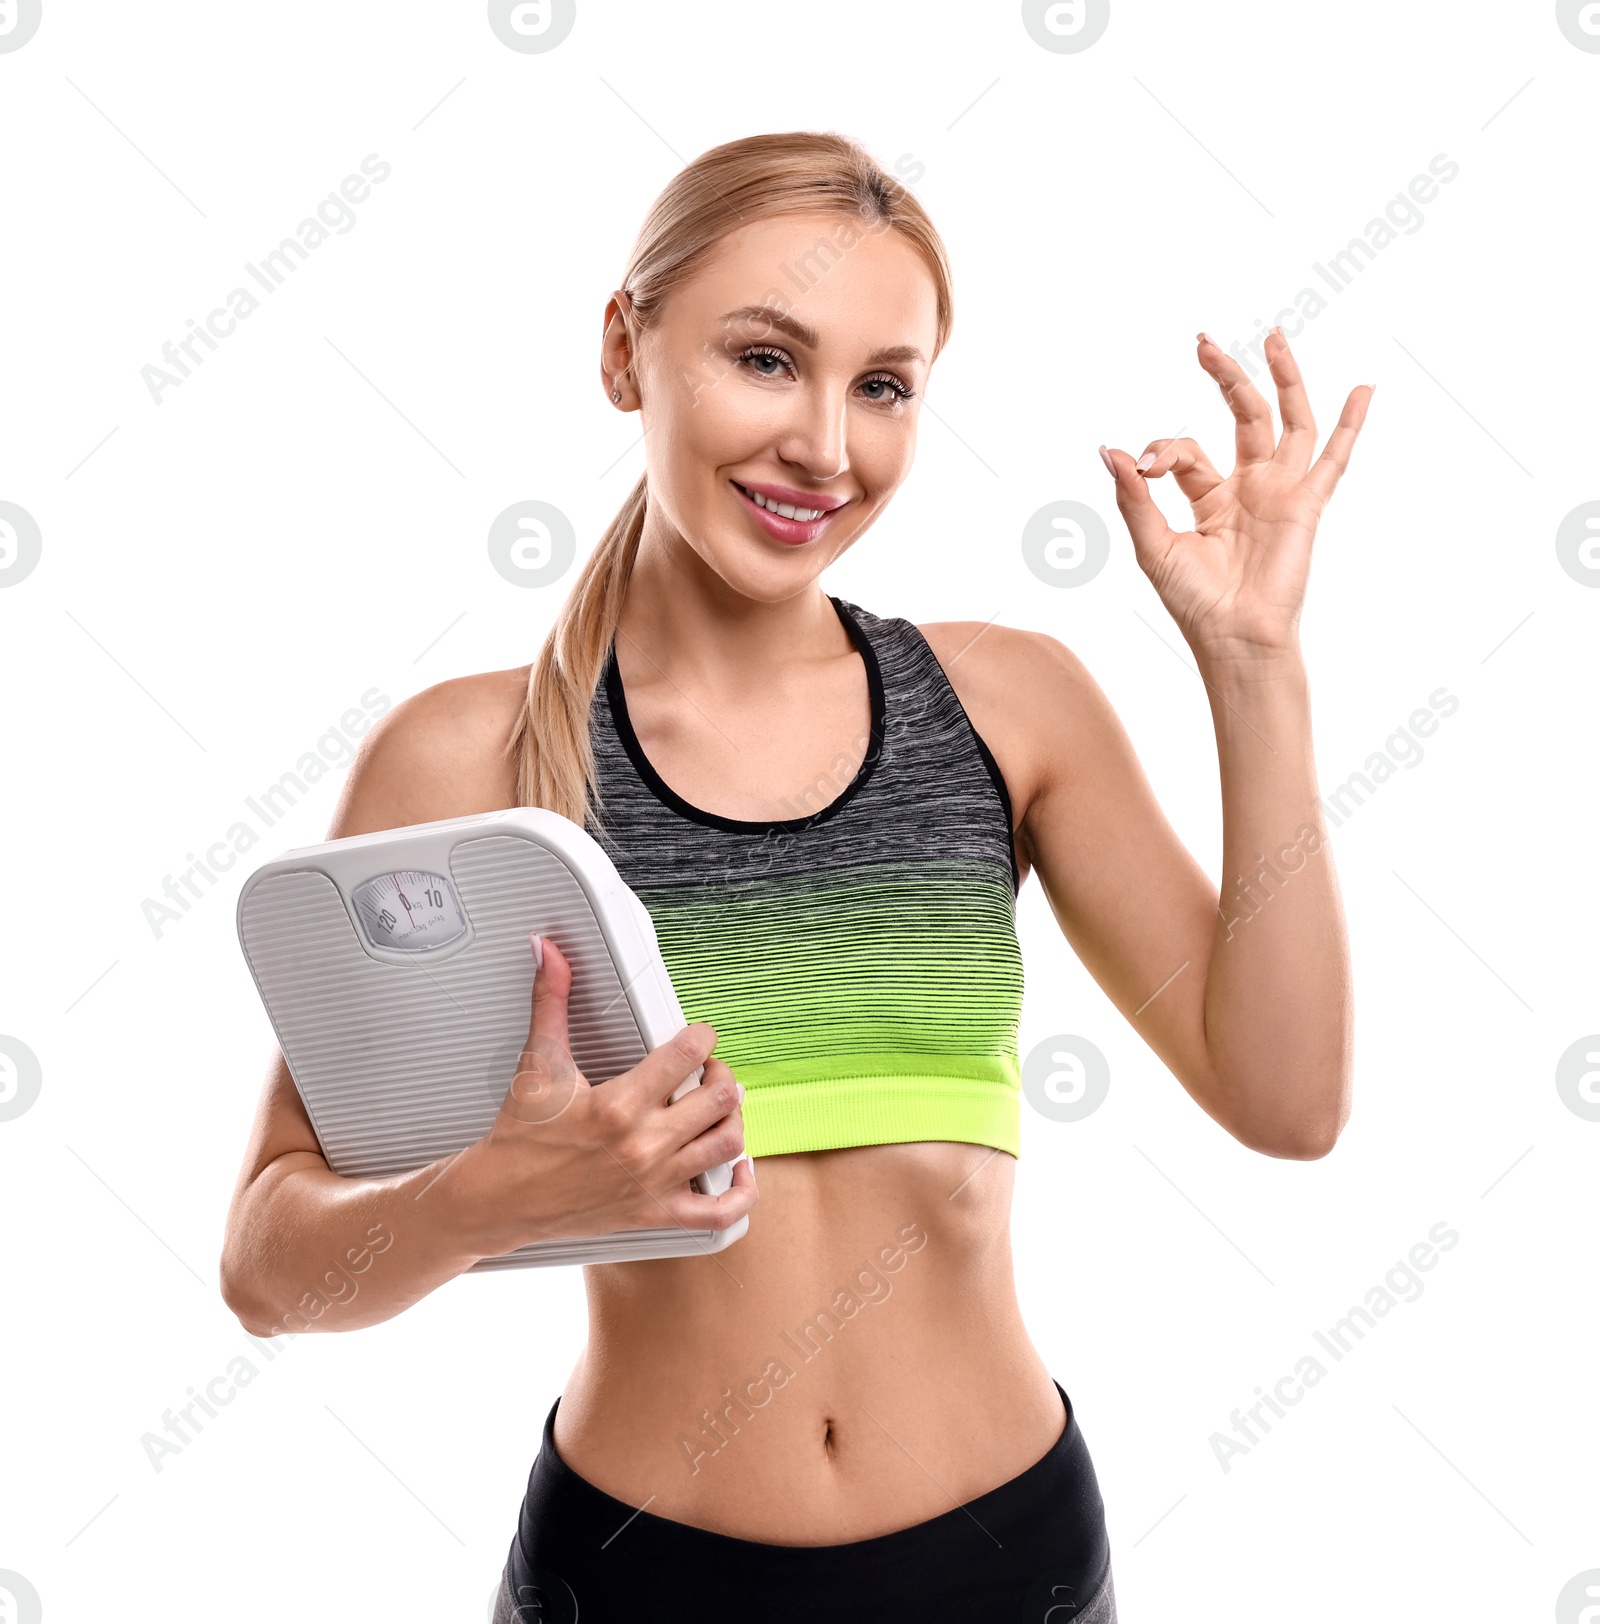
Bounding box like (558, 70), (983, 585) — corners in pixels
(505, 1380), (1111, 1621)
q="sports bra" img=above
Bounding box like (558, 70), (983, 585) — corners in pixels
(582, 594), (1025, 1160)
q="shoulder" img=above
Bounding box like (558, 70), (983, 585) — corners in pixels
(915, 619), (1094, 704)
(915, 619), (1105, 756)
(914, 620), (1119, 853)
(326, 664), (533, 839)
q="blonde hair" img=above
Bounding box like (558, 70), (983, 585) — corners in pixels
(504, 130), (955, 832)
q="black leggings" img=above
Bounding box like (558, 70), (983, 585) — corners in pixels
(493, 1379), (1116, 1622)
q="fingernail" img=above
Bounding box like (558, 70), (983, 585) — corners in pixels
(745, 1152), (757, 1182)
(1098, 444), (1117, 478)
(736, 1080), (745, 1102)
(1135, 452), (1156, 473)
(1197, 331), (1218, 347)
(529, 932), (543, 969)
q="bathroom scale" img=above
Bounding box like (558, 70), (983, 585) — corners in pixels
(235, 806), (748, 1270)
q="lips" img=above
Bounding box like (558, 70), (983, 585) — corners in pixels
(730, 479), (848, 546)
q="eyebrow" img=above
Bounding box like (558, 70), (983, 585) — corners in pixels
(717, 305), (927, 368)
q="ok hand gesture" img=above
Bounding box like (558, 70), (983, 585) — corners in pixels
(1100, 330), (1374, 671)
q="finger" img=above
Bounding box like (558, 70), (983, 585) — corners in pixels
(1262, 328), (1318, 477)
(618, 1019), (721, 1114)
(661, 1055), (744, 1149)
(502, 933), (584, 1123)
(663, 1095), (746, 1186)
(1196, 332), (1275, 466)
(659, 1151), (759, 1234)
(525, 933), (573, 1060)
(1302, 384), (1375, 508)
(1101, 444), (1178, 566)
(1133, 436), (1226, 504)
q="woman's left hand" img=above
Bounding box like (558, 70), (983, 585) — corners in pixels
(1099, 329), (1374, 671)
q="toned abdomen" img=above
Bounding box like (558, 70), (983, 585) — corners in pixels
(553, 1140), (1067, 1545)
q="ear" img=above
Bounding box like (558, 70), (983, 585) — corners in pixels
(600, 289), (637, 408)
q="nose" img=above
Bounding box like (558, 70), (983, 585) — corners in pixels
(774, 374), (850, 483)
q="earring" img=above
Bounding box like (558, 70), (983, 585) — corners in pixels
(612, 387), (621, 401)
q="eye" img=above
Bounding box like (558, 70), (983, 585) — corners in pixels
(737, 344), (794, 380)
(733, 346), (916, 408)
(859, 371), (915, 407)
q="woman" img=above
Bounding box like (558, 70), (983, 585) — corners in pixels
(220, 130), (1369, 1622)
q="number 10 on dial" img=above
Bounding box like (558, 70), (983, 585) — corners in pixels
(352, 869), (467, 952)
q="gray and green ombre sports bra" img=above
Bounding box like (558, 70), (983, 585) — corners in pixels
(583, 595), (1025, 1160)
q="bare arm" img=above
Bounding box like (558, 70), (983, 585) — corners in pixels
(219, 1058), (490, 1336)
(928, 329), (1368, 1160)
(934, 626), (1347, 1160)
(1193, 653), (1351, 1155)
(218, 670), (756, 1335)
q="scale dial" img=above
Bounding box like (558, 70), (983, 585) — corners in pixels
(352, 868), (467, 952)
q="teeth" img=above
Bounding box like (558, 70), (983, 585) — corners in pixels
(743, 485), (826, 522)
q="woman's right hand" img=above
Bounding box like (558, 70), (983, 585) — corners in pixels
(454, 935), (758, 1258)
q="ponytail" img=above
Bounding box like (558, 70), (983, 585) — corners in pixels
(504, 472), (645, 833)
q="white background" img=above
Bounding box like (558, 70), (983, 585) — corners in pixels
(1, 1), (1595, 1619)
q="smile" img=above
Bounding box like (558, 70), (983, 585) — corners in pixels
(735, 483), (828, 521)
(729, 480), (847, 545)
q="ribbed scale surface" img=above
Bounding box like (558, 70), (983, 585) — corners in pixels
(238, 834), (714, 1264)
(584, 595), (1027, 1159)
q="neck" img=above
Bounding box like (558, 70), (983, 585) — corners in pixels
(613, 507), (851, 697)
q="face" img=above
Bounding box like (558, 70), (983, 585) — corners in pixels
(601, 209), (941, 602)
